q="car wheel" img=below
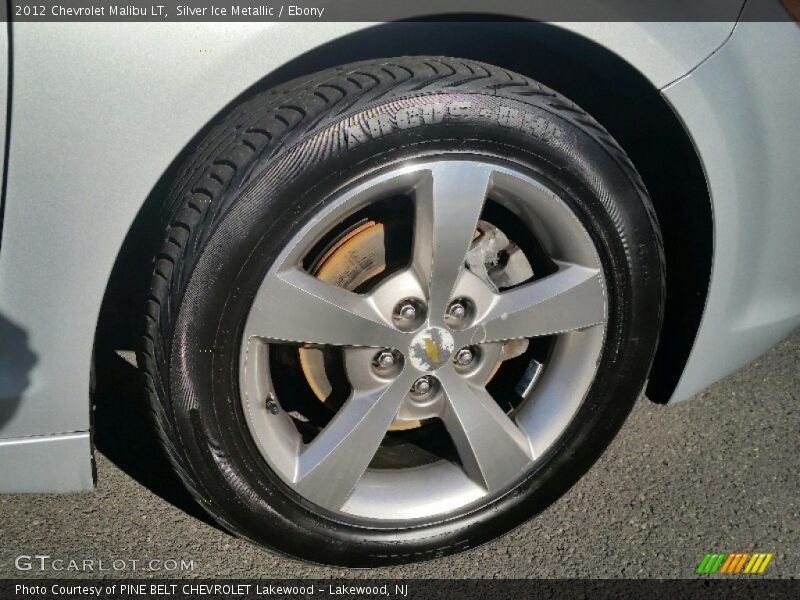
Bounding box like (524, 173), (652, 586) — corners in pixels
(140, 57), (664, 566)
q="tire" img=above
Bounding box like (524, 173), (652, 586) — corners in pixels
(139, 56), (664, 566)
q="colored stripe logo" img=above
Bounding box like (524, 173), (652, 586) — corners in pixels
(696, 552), (773, 574)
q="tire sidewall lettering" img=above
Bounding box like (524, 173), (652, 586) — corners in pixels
(344, 100), (565, 150)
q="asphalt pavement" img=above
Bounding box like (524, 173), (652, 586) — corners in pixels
(1, 330), (798, 579)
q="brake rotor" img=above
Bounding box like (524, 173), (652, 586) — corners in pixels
(297, 220), (415, 427)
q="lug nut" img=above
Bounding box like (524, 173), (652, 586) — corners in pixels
(455, 347), (474, 366)
(393, 299), (425, 331)
(448, 302), (466, 319)
(412, 376), (433, 395)
(400, 304), (417, 320)
(375, 350), (396, 369)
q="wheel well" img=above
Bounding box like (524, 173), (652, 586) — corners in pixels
(96, 21), (711, 404)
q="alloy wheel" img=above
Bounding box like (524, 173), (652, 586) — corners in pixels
(239, 158), (607, 521)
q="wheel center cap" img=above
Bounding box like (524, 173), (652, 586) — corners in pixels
(408, 327), (455, 372)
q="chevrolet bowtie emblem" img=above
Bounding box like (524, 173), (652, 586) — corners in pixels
(409, 327), (455, 372)
(423, 336), (441, 365)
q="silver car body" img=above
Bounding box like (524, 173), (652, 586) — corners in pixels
(1, 10), (798, 491)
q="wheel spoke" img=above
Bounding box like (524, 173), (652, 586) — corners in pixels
(438, 367), (532, 492)
(244, 267), (407, 348)
(412, 162), (494, 324)
(293, 370), (416, 510)
(455, 262), (605, 346)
